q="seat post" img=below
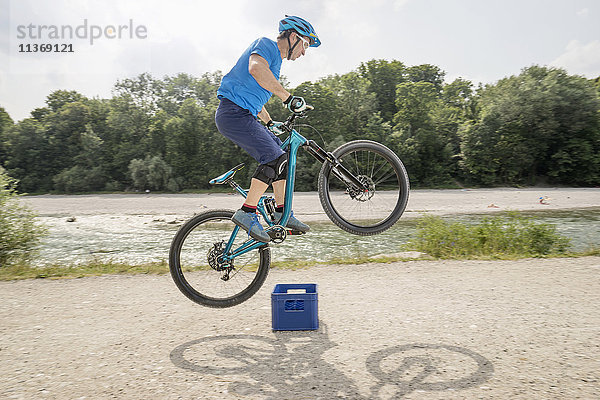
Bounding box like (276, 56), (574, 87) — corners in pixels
(228, 179), (247, 198)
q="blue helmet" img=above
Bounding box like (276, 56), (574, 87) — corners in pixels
(279, 15), (321, 47)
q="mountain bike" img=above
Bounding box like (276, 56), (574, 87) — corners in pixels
(169, 106), (410, 308)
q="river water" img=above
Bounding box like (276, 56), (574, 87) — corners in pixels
(33, 208), (600, 266)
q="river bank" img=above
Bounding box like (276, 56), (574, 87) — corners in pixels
(21, 187), (600, 219)
(14, 188), (600, 267)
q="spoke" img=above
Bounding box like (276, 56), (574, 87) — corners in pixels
(370, 151), (376, 178)
(370, 157), (388, 180)
(374, 167), (397, 186)
(352, 151), (360, 176)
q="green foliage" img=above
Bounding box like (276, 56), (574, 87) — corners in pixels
(0, 107), (13, 163)
(53, 166), (106, 193)
(0, 168), (47, 267)
(46, 90), (85, 112)
(461, 66), (600, 186)
(392, 81), (462, 185)
(406, 213), (571, 259)
(2, 118), (51, 192)
(358, 59), (407, 122)
(406, 64), (446, 90)
(1, 62), (599, 194)
(129, 155), (177, 191)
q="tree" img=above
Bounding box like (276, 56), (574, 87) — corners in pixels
(358, 59), (407, 122)
(3, 118), (52, 192)
(44, 101), (93, 177)
(406, 64), (445, 91)
(392, 80), (469, 186)
(592, 76), (600, 96)
(104, 94), (153, 183)
(113, 72), (164, 114)
(160, 72), (222, 114)
(45, 90), (85, 112)
(318, 72), (378, 141)
(461, 66), (600, 185)
(442, 78), (476, 119)
(53, 165), (106, 193)
(129, 155), (176, 191)
(161, 98), (229, 189)
(0, 107), (13, 166)
(52, 123), (107, 192)
(3, 62), (599, 194)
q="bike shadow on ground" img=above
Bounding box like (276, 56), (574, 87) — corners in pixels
(170, 323), (494, 399)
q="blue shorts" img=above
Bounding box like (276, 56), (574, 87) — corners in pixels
(215, 98), (285, 165)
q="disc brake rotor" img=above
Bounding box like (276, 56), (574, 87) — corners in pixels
(207, 241), (232, 272)
(346, 175), (375, 201)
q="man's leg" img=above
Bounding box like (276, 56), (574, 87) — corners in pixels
(272, 179), (286, 206)
(245, 178), (269, 207)
(231, 156), (285, 242)
(271, 178), (310, 232)
(231, 178), (271, 242)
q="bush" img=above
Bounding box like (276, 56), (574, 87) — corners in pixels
(406, 212), (571, 258)
(0, 168), (47, 267)
(129, 155), (176, 191)
(53, 165), (106, 193)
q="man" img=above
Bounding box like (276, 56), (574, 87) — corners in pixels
(215, 15), (321, 242)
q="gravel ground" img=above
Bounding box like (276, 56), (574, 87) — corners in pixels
(1, 257), (599, 399)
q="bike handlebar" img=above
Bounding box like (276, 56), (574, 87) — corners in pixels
(282, 104), (313, 132)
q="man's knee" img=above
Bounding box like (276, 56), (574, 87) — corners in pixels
(274, 153), (288, 181)
(252, 153), (288, 185)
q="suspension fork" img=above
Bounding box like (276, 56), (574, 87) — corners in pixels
(304, 140), (369, 191)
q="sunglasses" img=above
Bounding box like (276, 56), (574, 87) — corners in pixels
(297, 35), (310, 50)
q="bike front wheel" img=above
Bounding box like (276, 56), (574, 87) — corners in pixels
(169, 209), (271, 308)
(318, 140), (410, 235)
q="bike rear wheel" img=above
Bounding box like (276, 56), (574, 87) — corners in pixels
(318, 140), (409, 235)
(169, 209), (270, 308)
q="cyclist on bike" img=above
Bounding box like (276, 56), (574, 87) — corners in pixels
(215, 15), (321, 242)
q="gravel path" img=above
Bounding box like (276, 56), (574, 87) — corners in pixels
(2, 257), (599, 399)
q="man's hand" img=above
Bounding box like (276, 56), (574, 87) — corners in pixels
(283, 95), (312, 113)
(267, 120), (285, 135)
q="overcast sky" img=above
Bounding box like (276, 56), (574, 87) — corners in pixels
(1, 0), (599, 121)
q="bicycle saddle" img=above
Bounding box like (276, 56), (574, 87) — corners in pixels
(209, 163), (245, 185)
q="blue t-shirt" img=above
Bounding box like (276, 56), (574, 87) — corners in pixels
(217, 37), (282, 116)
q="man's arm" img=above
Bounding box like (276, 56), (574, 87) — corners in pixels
(249, 54), (290, 102)
(257, 106), (271, 124)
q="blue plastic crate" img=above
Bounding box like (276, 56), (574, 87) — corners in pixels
(271, 284), (318, 331)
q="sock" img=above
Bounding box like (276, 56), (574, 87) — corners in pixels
(241, 204), (257, 213)
(275, 204), (284, 213)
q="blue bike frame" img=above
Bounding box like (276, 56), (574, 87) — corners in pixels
(221, 128), (309, 262)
